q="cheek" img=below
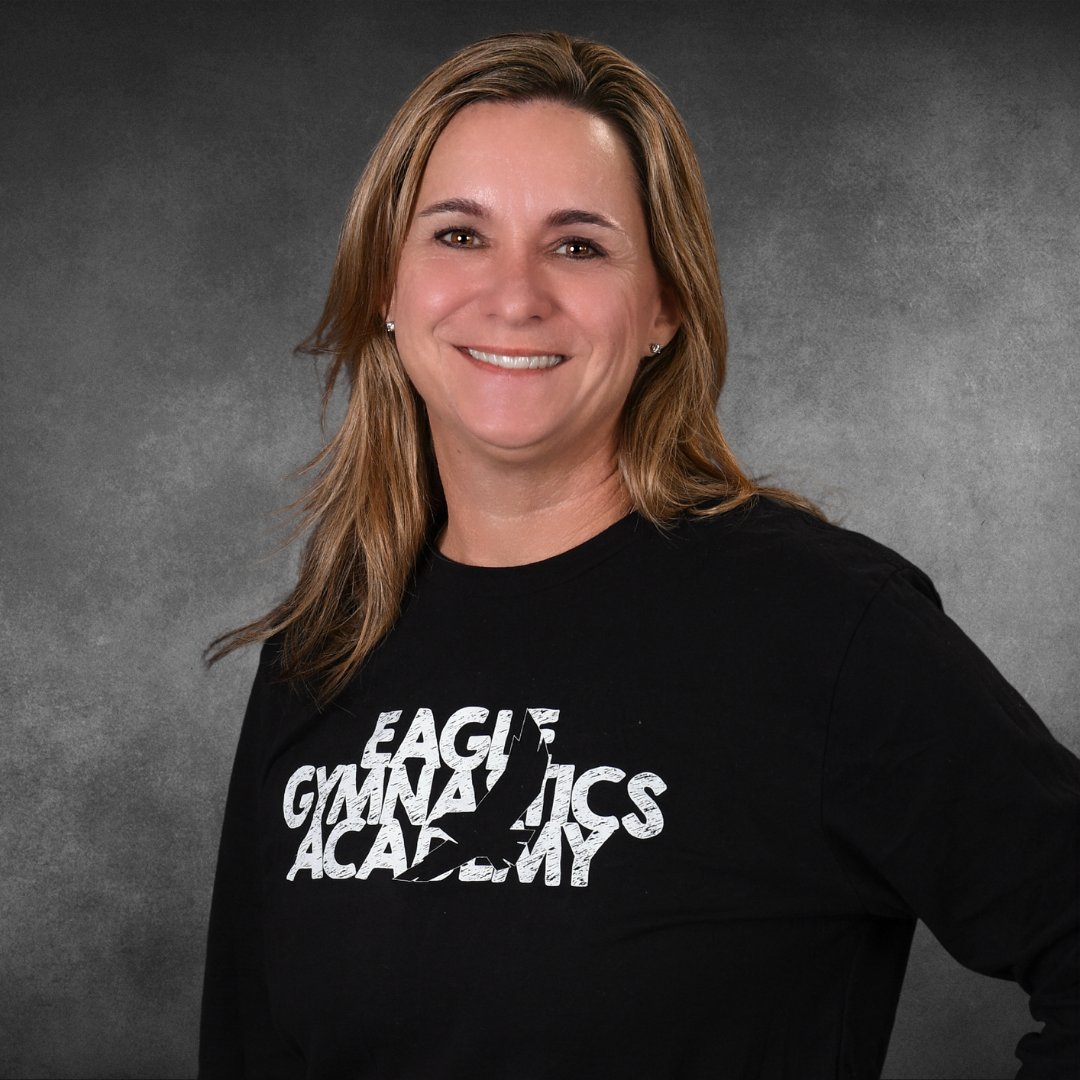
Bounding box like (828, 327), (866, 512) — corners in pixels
(565, 277), (650, 360)
(392, 260), (473, 414)
(395, 257), (474, 327)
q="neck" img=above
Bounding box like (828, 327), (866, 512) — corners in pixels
(432, 429), (630, 568)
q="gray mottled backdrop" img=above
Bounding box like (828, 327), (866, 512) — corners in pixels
(1, 2), (1076, 1077)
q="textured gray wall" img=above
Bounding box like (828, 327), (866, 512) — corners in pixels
(1, 3), (1076, 1077)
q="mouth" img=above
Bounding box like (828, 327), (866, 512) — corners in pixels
(462, 347), (566, 371)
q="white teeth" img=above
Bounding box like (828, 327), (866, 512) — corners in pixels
(466, 349), (564, 370)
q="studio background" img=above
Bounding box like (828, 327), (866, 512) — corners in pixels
(1, 2), (1077, 1077)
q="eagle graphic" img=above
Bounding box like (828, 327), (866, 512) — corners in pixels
(396, 712), (549, 882)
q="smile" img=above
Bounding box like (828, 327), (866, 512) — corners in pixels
(465, 348), (565, 370)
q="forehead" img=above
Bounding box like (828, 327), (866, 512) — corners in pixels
(416, 99), (640, 217)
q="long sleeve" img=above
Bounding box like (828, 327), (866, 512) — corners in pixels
(822, 569), (1080, 1078)
(199, 642), (304, 1079)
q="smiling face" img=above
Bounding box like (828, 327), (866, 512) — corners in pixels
(390, 99), (679, 469)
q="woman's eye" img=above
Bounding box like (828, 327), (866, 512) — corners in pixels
(437, 229), (479, 247)
(555, 238), (599, 258)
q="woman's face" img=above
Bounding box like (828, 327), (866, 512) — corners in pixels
(391, 99), (679, 465)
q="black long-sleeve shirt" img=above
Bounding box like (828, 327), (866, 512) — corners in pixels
(200, 498), (1079, 1078)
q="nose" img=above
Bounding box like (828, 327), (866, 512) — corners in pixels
(477, 245), (554, 325)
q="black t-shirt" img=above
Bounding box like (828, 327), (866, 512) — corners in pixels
(199, 499), (1079, 1079)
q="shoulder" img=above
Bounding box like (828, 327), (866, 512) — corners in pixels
(608, 498), (953, 725)
(634, 495), (942, 620)
(243, 632), (321, 731)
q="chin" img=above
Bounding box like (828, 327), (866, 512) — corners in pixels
(468, 426), (560, 455)
(450, 405), (564, 451)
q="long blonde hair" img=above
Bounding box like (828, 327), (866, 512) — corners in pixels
(209, 31), (821, 697)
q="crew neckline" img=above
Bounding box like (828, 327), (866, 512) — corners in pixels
(420, 510), (645, 597)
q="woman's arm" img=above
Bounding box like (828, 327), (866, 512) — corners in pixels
(822, 569), (1079, 1078)
(199, 642), (303, 1080)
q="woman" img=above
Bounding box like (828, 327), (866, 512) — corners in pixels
(200, 32), (1078, 1079)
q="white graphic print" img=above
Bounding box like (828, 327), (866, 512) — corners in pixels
(283, 707), (666, 887)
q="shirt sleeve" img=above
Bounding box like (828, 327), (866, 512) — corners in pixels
(822, 568), (1080, 1079)
(198, 641), (305, 1080)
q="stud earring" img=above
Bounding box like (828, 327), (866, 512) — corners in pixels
(650, 343), (662, 355)
(386, 321), (395, 333)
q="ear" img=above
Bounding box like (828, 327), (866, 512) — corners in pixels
(650, 279), (682, 348)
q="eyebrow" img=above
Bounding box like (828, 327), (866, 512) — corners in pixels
(544, 209), (616, 230)
(416, 199), (616, 231)
(417, 198), (488, 219)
